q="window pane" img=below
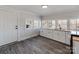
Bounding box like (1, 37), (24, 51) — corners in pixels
(42, 20), (52, 29)
(34, 20), (39, 28)
(42, 20), (55, 29)
(47, 20), (52, 29)
(42, 20), (47, 28)
(70, 19), (76, 30)
(57, 20), (67, 30)
(77, 19), (79, 31)
(70, 25), (76, 30)
(51, 20), (56, 29)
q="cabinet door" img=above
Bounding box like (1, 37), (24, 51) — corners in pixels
(65, 32), (70, 45)
(59, 31), (65, 43)
(46, 29), (53, 39)
(18, 13), (26, 41)
(73, 41), (79, 54)
(53, 31), (65, 43)
(53, 31), (58, 41)
(40, 29), (43, 36)
(0, 11), (17, 46)
(49, 29), (53, 39)
(43, 29), (48, 37)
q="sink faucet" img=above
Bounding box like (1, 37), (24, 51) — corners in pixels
(59, 24), (62, 30)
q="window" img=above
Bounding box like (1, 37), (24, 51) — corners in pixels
(42, 20), (50, 29)
(57, 20), (67, 30)
(47, 20), (52, 29)
(34, 20), (39, 28)
(70, 19), (76, 31)
(51, 20), (56, 29)
(41, 20), (47, 28)
(77, 19), (79, 31)
(42, 20), (55, 29)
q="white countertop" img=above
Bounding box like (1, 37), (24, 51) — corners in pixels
(41, 28), (79, 35)
(71, 31), (79, 35)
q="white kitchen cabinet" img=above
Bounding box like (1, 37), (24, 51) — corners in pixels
(46, 29), (53, 39)
(40, 29), (70, 45)
(65, 32), (71, 45)
(40, 29), (47, 37)
(53, 30), (65, 43)
(40, 29), (53, 39)
(53, 30), (58, 41)
(57, 31), (65, 43)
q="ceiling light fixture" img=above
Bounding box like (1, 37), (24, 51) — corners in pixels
(41, 5), (48, 8)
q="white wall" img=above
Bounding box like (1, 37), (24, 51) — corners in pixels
(0, 6), (41, 46)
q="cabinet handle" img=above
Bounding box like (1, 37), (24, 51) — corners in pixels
(16, 26), (18, 29)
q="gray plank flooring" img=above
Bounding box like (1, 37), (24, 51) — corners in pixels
(0, 36), (70, 54)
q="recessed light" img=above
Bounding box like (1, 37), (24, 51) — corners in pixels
(41, 5), (48, 8)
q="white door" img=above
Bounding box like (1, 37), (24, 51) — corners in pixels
(17, 13), (26, 41)
(0, 11), (17, 46)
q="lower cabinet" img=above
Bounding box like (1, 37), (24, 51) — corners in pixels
(53, 30), (58, 41)
(65, 32), (71, 45)
(57, 31), (65, 43)
(40, 29), (53, 39)
(53, 30), (66, 44)
(40, 29), (70, 45)
(73, 41), (79, 54)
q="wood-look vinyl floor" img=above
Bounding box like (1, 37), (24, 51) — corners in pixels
(0, 36), (70, 54)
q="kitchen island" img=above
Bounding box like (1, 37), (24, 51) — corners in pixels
(70, 31), (79, 54)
